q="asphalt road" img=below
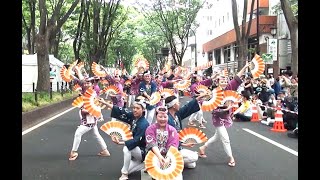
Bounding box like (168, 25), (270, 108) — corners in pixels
(22, 97), (298, 180)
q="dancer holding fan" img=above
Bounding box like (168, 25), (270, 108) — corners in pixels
(98, 96), (149, 180)
(198, 62), (250, 167)
(145, 106), (182, 180)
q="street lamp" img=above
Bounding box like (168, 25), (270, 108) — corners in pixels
(270, 26), (277, 38)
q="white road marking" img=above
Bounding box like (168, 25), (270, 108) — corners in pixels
(22, 107), (76, 136)
(242, 128), (298, 156)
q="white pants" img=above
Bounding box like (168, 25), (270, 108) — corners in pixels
(180, 149), (198, 169)
(128, 95), (136, 108)
(71, 125), (107, 152)
(204, 126), (233, 158)
(145, 108), (156, 125)
(121, 146), (144, 175)
(189, 109), (205, 124)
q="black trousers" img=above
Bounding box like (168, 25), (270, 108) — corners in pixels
(235, 113), (251, 122)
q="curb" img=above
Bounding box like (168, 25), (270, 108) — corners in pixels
(22, 97), (76, 131)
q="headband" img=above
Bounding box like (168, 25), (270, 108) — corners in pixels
(133, 99), (146, 109)
(166, 99), (178, 108)
(156, 106), (168, 114)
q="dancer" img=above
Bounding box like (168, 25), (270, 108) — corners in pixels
(145, 106), (182, 179)
(198, 62), (250, 167)
(68, 79), (110, 161)
(99, 96), (149, 180)
(139, 70), (157, 124)
(164, 93), (208, 169)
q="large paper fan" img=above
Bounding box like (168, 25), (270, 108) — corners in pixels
(195, 85), (210, 94)
(60, 66), (72, 82)
(178, 127), (208, 144)
(73, 84), (82, 92)
(160, 88), (174, 98)
(149, 92), (161, 106)
(72, 96), (84, 108)
(201, 86), (224, 111)
(101, 85), (120, 95)
(92, 62), (107, 77)
(82, 87), (102, 118)
(134, 58), (149, 70)
(174, 80), (191, 91)
(145, 146), (184, 180)
(100, 121), (133, 141)
(222, 90), (241, 104)
(250, 54), (265, 79)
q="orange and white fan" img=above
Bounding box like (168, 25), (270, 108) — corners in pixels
(67, 60), (79, 76)
(92, 62), (108, 77)
(160, 88), (175, 98)
(72, 96), (84, 108)
(82, 87), (102, 118)
(250, 54), (265, 79)
(174, 80), (191, 91)
(100, 121), (133, 141)
(145, 146), (184, 180)
(195, 85), (210, 94)
(134, 58), (149, 70)
(149, 92), (161, 106)
(101, 85), (120, 96)
(60, 66), (72, 82)
(178, 127), (208, 144)
(162, 64), (170, 73)
(221, 90), (241, 104)
(124, 80), (131, 86)
(201, 86), (224, 111)
(73, 84), (82, 92)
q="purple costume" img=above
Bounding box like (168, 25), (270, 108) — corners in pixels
(211, 76), (242, 128)
(145, 123), (179, 155)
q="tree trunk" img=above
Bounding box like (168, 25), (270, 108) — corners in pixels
(36, 33), (51, 92)
(280, 0), (298, 76)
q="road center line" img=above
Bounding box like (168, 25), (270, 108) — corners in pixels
(242, 128), (298, 156)
(22, 107), (76, 136)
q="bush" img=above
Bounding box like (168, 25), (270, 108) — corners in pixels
(22, 91), (76, 112)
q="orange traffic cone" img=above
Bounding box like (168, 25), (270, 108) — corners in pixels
(251, 104), (260, 122)
(271, 106), (287, 132)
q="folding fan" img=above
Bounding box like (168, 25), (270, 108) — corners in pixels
(60, 66), (72, 82)
(178, 127), (208, 144)
(149, 92), (161, 106)
(160, 88), (175, 98)
(250, 54), (265, 79)
(173, 80), (191, 91)
(101, 85), (120, 96)
(73, 84), (82, 92)
(91, 62), (107, 77)
(124, 80), (131, 86)
(145, 146), (184, 180)
(134, 58), (149, 70)
(72, 96), (84, 108)
(82, 87), (102, 118)
(67, 60), (78, 76)
(76, 61), (84, 69)
(173, 66), (182, 75)
(100, 121), (133, 141)
(201, 86), (224, 111)
(195, 85), (210, 94)
(221, 90), (241, 104)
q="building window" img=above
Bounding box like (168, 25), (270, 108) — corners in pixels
(208, 52), (213, 61)
(223, 16), (224, 23)
(224, 46), (231, 62)
(207, 16), (209, 21)
(215, 21), (217, 28)
(209, 30), (212, 35)
(219, 19), (220, 26)
(227, 12), (229, 21)
(210, 16), (212, 21)
(214, 49), (221, 64)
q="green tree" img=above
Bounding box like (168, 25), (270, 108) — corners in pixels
(138, 0), (203, 66)
(231, 0), (256, 70)
(36, 0), (80, 92)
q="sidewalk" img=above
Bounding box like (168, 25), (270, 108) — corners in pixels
(22, 97), (75, 131)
